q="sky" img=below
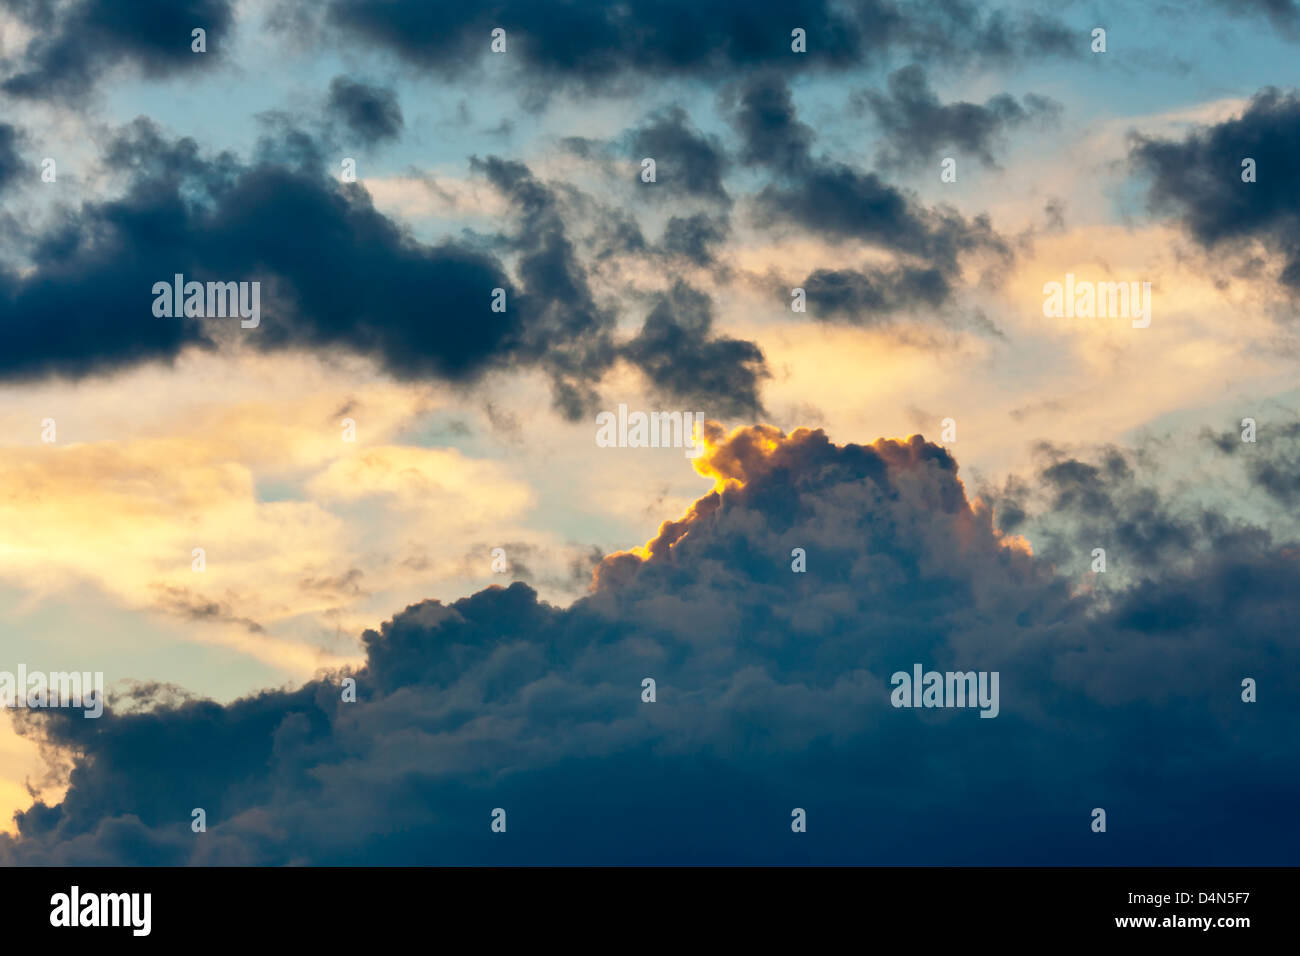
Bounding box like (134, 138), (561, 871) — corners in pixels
(0, 0), (1298, 863)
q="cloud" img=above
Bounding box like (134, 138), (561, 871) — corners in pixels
(628, 107), (731, 206)
(326, 76), (404, 143)
(0, 118), (523, 386)
(1, 0), (233, 100)
(658, 213), (730, 266)
(362, 173), (512, 221)
(0, 113), (785, 423)
(986, 441), (1206, 577)
(620, 280), (768, 417)
(1205, 417), (1300, 505)
(0, 123), (23, 192)
(859, 64), (1060, 169)
(737, 75), (1009, 260)
(289, 0), (1074, 93)
(730, 74), (1011, 325)
(731, 73), (815, 174)
(0, 356), (546, 670)
(305, 445), (534, 521)
(470, 154), (617, 418)
(1210, 0), (1300, 36)
(4, 424), (1295, 864)
(1131, 87), (1300, 295)
(798, 264), (952, 324)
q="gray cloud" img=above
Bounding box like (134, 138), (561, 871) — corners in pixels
(621, 281), (768, 418)
(326, 76), (404, 143)
(859, 64), (1061, 169)
(1, 0), (234, 100)
(1131, 87), (1300, 296)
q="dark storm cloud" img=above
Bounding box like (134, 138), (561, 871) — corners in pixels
(4, 424), (1297, 864)
(0, 119), (524, 384)
(0, 0), (233, 99)
(621, 281), (767, 418)
(326, 76), (404, 143)
(290, 0), (1076, 90)
(859, 64), (1061, 168)
(736, 75), (1009, 261)
(1131, 88), (1300, 294)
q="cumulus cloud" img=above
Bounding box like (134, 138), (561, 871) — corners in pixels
(4, 425), (1295, 864)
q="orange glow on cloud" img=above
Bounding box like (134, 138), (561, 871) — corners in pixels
(596, 423), (1034, 590)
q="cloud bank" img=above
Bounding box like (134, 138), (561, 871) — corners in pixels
(4, 425), (1294, 864)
